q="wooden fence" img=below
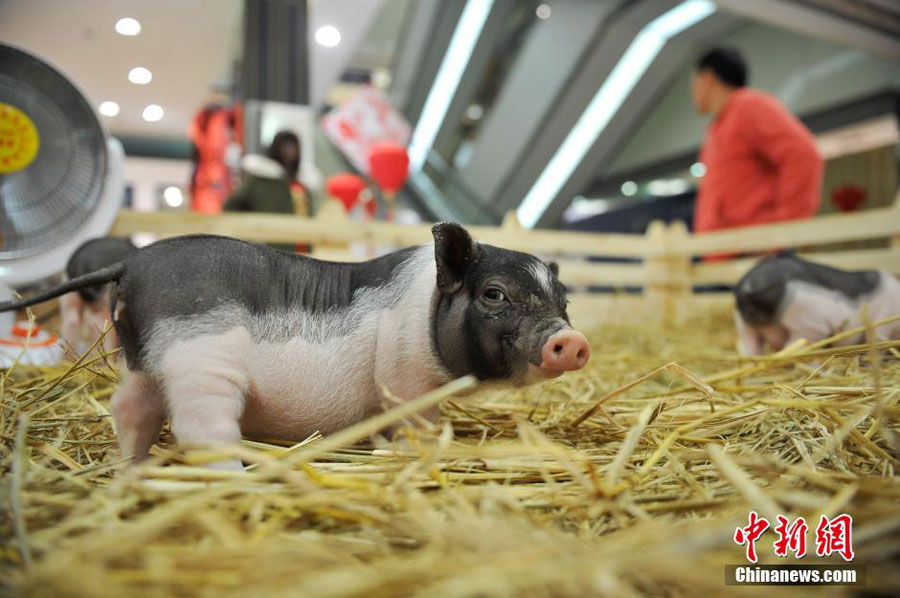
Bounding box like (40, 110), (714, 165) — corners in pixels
(111, 197), (900, 325)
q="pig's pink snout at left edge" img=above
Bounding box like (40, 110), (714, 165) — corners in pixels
(541, 330), (591, 372)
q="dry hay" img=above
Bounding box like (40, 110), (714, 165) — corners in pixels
(1, 307), (899, 597)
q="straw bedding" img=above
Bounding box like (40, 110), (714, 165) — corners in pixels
(1, 305), (898, 597)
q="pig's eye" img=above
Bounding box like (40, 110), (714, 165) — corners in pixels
(482, 287), (506, 302)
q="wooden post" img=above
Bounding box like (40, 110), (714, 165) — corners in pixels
(502, 211), (523, 232)
(892, 192), (900, 249)
(666, 220), (692, 324)
(309, 199), (352, 260)
(644, 220), (691, 325)
(644, 220), (668, 324)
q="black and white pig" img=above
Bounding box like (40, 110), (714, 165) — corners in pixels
(734, 254), (900, 355)
(0, 224), (590, 468)
(59, 237), (137, 353)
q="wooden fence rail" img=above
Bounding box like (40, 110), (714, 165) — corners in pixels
(111, 197), (900, 323)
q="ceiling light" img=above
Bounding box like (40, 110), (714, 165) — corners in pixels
(142, 104), (164, 122)
(128, 67), (152, 85)
(621, 180), (638, 196)
(315, 25), (342, 48)
(98, 101), (120, 117)
(163, 186), (184, 208)
(408, 0), (494, 171)
(372, 68), (392, 89)
(536, 4), (552, 19)
(115, 17), (141, 36)
(647, 178), (689, 196)
(563, 197), (612, 223)
(690, 162), (706, 177)
(517, 0), (716, 228)
(465, 104), (484, 121)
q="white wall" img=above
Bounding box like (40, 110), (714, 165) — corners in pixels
(123, 156), (192, 212)
(122, 156), (191, 246)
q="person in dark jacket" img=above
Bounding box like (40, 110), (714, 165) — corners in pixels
(225, 131), (309, 252)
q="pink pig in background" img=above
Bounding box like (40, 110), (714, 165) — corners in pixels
(734, 254), (900, 355)
(59, 238), (137, 354)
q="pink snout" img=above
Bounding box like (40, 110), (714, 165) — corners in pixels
(541, 329), (590, 372)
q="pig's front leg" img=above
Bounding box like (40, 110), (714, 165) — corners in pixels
(158, 330), (251, 470)
(734, 311), (764, 356)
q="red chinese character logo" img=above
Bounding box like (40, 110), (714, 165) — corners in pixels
(815, 514), (854, 561)
(773, 515), (808, 558)
(734, 511), (770, 563)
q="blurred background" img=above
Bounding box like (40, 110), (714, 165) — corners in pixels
(0, 0), (897, 234)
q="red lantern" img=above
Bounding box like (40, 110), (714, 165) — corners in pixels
(368, 142), (409, 196)
(326, 173), (368, 211)
(831, 184), (866, 212)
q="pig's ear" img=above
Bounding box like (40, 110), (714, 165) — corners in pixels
(432, 222), (478, 294)
(547, 261), (559, 278)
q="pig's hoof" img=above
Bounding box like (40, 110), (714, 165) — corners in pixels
(205, 459), (245, 471)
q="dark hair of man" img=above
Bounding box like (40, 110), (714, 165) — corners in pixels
(697, 47), (747, 88)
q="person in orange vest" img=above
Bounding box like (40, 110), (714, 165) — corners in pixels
(691, 47), (823, 236)
(189, 102), (242, 214)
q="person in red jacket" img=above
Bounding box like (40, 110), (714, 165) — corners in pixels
(691, 47), (823, 234)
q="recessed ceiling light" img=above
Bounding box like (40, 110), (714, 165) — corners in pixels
(163, 186), (184, 208)
(142, 104), (164, 122)
(372, 68), (392, 89)
(621, 180), (638, 196)
(315, 25), (341, 47)
(647, 178), (689, 196)
(536, 4), (552, 19)
(465, 104), (484, 121)
(115, 17), (141, 36)
(128, 67), (152, 85)
(98, 101), (120, 117)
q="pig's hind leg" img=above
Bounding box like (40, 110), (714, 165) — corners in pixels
(111, 371), (166, 462)
(159, 338), (249, 470)
(59, 292), (85, 354)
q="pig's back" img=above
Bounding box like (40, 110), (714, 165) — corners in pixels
(736, 254), (882, 324)
(122, 235), (342, 318)
(113, 235), (422, 370)
(113, 236), (331, 368)
(67, 237), (138, 303)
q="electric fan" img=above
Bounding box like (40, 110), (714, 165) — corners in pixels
(0, 41), (125, 288)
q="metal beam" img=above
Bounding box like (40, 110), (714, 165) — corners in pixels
(532, 9), (739, 227)
(716, 0), (900, 61)
(458, 0), (621, 217)
(117, 135), (193, 160)
(242, 0), (309, 104)
(429, 0), (515, 167)
(389, 0), (445, 118)
(582, 87), (899, 198)
(394, 1), (466, 125)
(492, 1), (727, 227)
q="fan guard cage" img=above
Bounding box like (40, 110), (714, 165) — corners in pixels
(0, 43), (108, 260)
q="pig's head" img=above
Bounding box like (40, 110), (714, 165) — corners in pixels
(430, 223), (590, 386)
